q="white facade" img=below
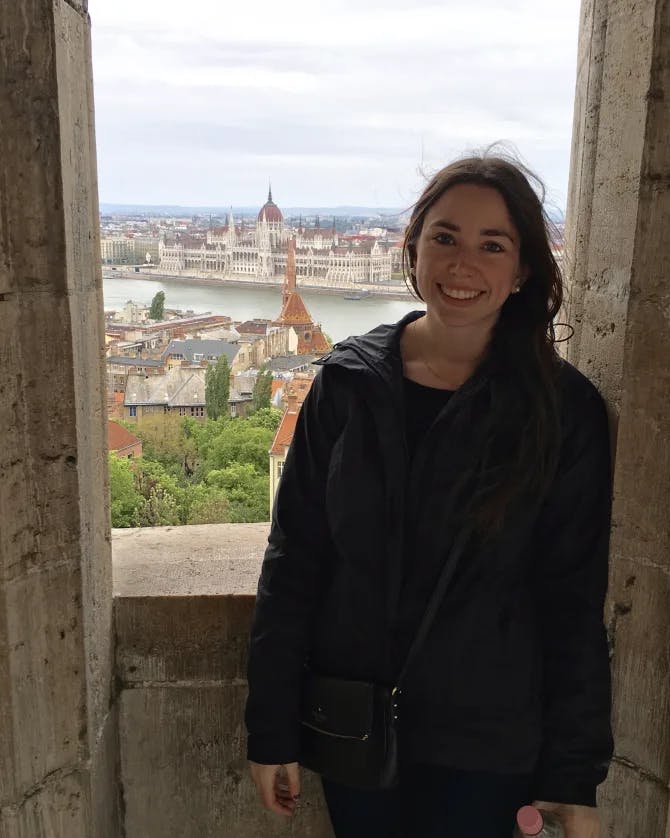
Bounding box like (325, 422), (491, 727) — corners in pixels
(101, 237), (135, 263)
(159, 202), (393, 286)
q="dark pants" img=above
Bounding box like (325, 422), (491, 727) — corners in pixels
(322, 764), (533, 838)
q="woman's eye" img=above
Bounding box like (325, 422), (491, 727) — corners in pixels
(435, 233), (454, 244)
(484, 241), (504, 252)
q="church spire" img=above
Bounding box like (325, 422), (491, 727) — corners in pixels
(268, 181), (273, 203)
(283, 236), (296, 307)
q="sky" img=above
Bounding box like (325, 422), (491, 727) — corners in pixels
(90, 0), (582, 211)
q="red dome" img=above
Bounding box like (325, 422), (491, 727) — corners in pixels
(258, 186), (283, 223)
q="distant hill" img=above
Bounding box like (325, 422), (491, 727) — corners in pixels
(99, 203), (405, 218)
(99, 203), (565, 224)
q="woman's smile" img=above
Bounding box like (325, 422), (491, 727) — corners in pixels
(437, 284), (486, 303)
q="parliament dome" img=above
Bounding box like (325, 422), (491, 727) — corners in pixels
(258, 186), (283, 223)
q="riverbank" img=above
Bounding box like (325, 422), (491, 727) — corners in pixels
(102, 268), (414, 301)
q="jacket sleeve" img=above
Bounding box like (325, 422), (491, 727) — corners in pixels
(245, 365), (343, 764)
(529, 376), (614, 806)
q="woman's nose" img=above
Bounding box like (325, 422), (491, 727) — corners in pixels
(448, 254), (474, 276)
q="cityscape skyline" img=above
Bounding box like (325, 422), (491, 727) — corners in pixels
(89, 0), (581, 213)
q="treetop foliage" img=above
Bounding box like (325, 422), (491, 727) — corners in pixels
(205, 354), (231, 420)
(149, 290), (166, 321)
(109, 408), (282, 529)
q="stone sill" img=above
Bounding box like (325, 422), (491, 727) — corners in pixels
(112, 522), (270, 598)
(112, 522), (268, 697)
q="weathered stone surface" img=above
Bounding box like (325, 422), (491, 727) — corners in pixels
(565, 0), (670, 832)
(607, 560), (670, 779)
(64, 0), (88, 14)
(112, 522), (269, 597)
(564, 0), (657, 407)
(0, 295), (82, 587)
(0, 1), (117, 834)
(0, 566), (86, 804)
(120, 687), (332, 838)
(116, 595), (255, 684)
(0, 771), (90, 838)
(597, 758), (668, 837)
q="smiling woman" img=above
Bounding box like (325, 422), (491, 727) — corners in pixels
(245, 151), (613, 837)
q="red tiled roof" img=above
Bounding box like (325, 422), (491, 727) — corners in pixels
(237, 320), (269, 335)
(297, 328), (331, 355)
(270, 377), (316, 453)
(107, 420), (142, 453)
(275, 292), (313, 326)
(289, 377), (314, 403)
(270, 409), (299, 455)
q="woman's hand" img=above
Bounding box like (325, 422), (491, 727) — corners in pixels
(532, 800), (599, 838)
(249, 761), (301, 817)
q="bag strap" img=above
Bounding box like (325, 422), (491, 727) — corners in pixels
(395, 525), (472, 689)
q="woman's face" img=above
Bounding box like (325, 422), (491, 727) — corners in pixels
(413, 183), (526, 332)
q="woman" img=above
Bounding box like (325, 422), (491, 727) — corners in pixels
(245, 154), (613, 837)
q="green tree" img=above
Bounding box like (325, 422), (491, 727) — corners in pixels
(133, 459), (183, 526)
(202, 420), (274, 475)
(252, 368), (273, 413)
(246, 407), (282, 432)
(206, 462), (269, 522)
(109, 454), (142, 527)
(205, 354), (230, 420)
(186, 484), (231, 524)
(149, 290), (165, 320)
(130, 414), (198, 478)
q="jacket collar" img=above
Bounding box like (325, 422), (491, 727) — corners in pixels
(316, 310), (495, 405)
(314, 310), (425, 381)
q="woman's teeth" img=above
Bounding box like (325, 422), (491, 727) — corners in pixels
(439, 285), (483, 300)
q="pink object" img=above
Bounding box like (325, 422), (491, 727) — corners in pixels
(517, 805), (544, 836)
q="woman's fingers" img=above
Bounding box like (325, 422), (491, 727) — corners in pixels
(250, 761), (300, 817)
(531, 801), (600, 838)
(285, 762), (302, 801)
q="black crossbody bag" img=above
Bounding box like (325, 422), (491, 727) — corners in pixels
(298, 528), (471, 790)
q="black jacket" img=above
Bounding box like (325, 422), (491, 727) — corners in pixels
(246, 311), (613, 806)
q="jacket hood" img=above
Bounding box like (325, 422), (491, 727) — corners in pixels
(315, 309), (425, 377)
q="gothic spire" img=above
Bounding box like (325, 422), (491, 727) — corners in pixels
(283, 236), (296, 306)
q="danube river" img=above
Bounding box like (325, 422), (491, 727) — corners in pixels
(103, 275), (424, 343)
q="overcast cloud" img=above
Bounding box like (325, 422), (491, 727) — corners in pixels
(90, 0), (581, 210)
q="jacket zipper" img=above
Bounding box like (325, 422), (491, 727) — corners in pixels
(300, 720), (370, 741)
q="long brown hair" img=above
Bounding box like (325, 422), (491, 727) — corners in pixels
(403, 152), (564, 535)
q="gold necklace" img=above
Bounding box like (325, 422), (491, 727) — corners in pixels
(412, 320), (456, 387)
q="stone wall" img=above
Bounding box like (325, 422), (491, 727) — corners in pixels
(113, 524), (333, 838)
(564, 0), (670, 834)
(0, 1), (118, 835)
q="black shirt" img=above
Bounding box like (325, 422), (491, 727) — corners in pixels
(402, 376), (455, 460)
(399, 377), (456, 645)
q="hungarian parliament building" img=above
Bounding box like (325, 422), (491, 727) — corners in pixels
(158, 189), (400, 287)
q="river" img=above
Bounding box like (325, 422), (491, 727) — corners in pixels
(103, 275), (424, 343)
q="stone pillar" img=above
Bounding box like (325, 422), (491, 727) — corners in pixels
(564, 0), (670, 834)
(0, 1), (119, 835)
